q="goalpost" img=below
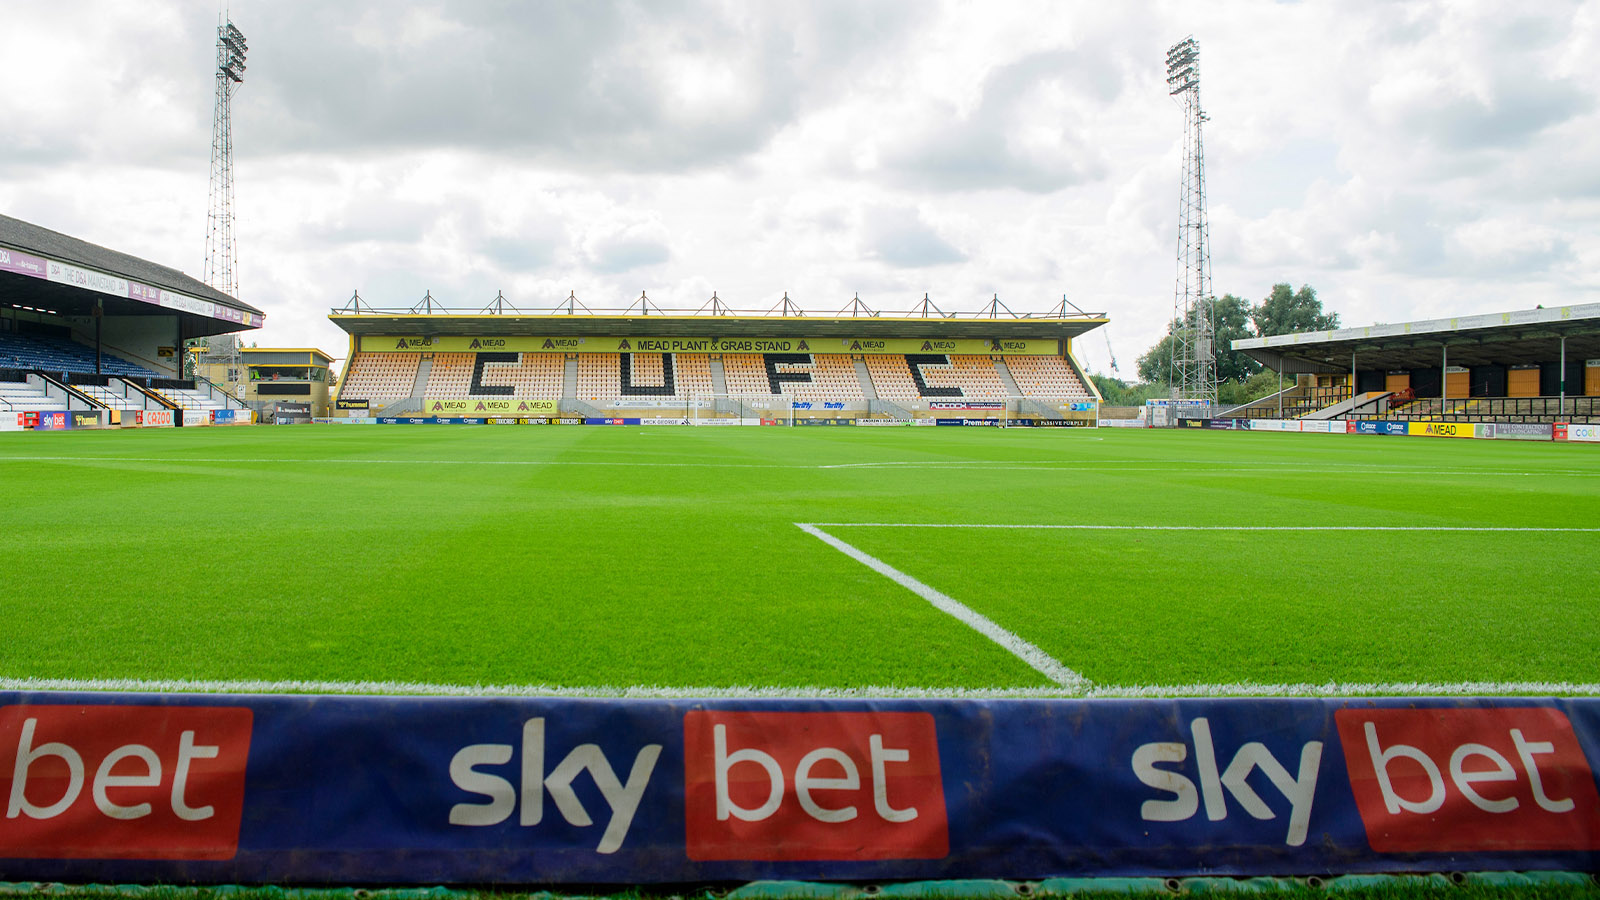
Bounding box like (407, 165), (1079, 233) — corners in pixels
(688, 393), (790, 425)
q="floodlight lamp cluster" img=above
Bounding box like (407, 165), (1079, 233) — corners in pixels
(1165, 37), (1198, 95)
(221, 23), (248, 83)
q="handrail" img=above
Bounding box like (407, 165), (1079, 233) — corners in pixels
(121, 377), (180, 411)
(1363, 395), (1597, 423)
(29, 370), (103, 409)
(193, 373), (245, 408)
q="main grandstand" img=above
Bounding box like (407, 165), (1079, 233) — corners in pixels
(330, 293), (1108, 424)
(1228, 302), (1600, 424)
(0, 214), (261, 425)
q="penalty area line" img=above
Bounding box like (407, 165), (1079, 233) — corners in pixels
(794, 523), (1087, 691)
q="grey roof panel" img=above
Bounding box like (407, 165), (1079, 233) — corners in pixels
(0, 212), (264, 316)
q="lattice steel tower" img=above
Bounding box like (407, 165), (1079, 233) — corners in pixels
(204, 18), (247, 300)
(1166, 37), (1216, 405)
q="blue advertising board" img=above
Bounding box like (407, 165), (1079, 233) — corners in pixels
(1353, 421), (1410, 436)
(1, 694), (1596, 884)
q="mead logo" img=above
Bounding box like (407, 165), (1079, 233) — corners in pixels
(1335, 707), (1600, 852)
(1425, 423), (1458, 436)
(920, 341), (955, 351)
(0, 705), (252, 860)
(797, 341), (810, 351)
(683, 710), (948, 861)
(469, 339), (506, 349)
(617, 340), (631, 351)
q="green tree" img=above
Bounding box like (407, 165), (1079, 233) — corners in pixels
(1217, 369), (1287, 406)
(1135, 330), (1173, 386)
(1250, 283), (1338, 336)
(1211, 293), (1257, 382)
(1089, 374), (1170, 406)
(1134, 293), (1256, 385)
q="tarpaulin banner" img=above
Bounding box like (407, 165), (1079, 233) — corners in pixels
(1478, 423), (1553, 441)
(361, 337), (1062, 356)
(1408, 422), (1476, 438)
(425, 399), (559, 416)
(1298, 421), (1345, 434)
(1, 693), (1596, 885)
(1353, 421), (1410, 436)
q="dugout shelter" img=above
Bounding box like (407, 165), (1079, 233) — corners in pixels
(330, 293), (1107, 425)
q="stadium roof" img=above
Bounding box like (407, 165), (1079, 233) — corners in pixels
(328, 312), (1107, 342)
(1232, 303), (1600, 374)
(0, 213), (263, 335)
(240, 347), (335, 365)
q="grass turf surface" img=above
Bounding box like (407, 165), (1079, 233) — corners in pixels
(0, 425), (1596, 694)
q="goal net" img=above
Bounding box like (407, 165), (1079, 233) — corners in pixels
(688, 393), (790, 425)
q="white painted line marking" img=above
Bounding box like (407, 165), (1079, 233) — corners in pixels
(805, 523), (1600, 532)
(794, 523), (1087, 690)
(2, 456), (1593, 477)
(0, 456), (796, 469)
(2, 676), (1594, 699)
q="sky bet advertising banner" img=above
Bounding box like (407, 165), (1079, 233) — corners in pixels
(0, 693), (1596, 885)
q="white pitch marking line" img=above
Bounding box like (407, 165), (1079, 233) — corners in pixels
(794, 523), (1087, 690)
(2, 456), (1594, 477)
(2, 676), (1596, 699)
(806, 523), (1600, 532)
(0, 456), (797, 469)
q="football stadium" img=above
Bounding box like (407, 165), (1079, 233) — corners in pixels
(2, 210), (1599, 895)
(4, 7), (1600, 896)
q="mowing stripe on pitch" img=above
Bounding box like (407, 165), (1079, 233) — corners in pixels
(794, 523), (1086, 690)
(4, 457), (1596, 478)
(4, 676), (1596, 699)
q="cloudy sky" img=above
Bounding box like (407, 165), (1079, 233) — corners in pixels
(2, 0), (1596, 375)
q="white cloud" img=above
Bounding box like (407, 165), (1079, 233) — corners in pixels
(1, 0), (1597, 379)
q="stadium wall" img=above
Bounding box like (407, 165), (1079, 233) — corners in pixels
(1170, 418), (1600, 443)
(66, 314), (183, 377)
(1, 692), (1595, 885)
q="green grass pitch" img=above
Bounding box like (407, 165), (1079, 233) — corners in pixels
(0, 424), (1596, 695)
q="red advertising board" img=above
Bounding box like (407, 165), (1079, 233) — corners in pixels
(0, 704), (253, 860)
